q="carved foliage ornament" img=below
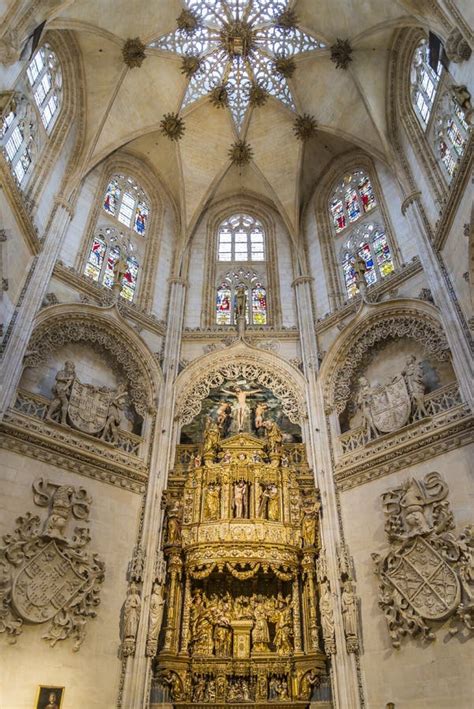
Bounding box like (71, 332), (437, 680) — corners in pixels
(176, 360), (306, 426)
(372, 472), (473, 647)
(326, 311), (450, 414)
(23, 316), (155, 417)
(0, 479), (105, 650)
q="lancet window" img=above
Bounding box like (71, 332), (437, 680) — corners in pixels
(84, 225), (139, 302)
(340, 223), (394, 299)
(410, 38), (442, 129)
(217, 213), (265, 262)
(103, 174), (149, 235)
(216, 268), (267, 325)
(1, 96), (37, 185)
(26, 44), (63, 131)
(434, 95), (469, 178)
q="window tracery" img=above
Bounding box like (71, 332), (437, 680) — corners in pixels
(103, 174), (149, 235)
(26, 44), (62, 132)
(329, 170), (376, 234)
(410, 39), (442, 130)
(340, 223), (394, 299)
(0, 95), (37, 185)
(216, 268), (267, 325)
(84, 225), (139, 302)
(217, 213), (265, 262)
(434, 94), (469, 178)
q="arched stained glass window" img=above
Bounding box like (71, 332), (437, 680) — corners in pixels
(329, 171), (376, 234)
(84, 226), (139, 302)
(410, 38), (442, 130)
(102, 174), (150, 235)
(341, 223), (394, 299)
(1, 96), (37, 185)
(215, 268), (267, 325)
(217, 213), (265, 262)
(26, 44), (62, 131)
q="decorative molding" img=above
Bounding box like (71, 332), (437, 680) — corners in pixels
(335, 406), (473, 491)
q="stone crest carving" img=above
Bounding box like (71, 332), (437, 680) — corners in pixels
(366, 374), (411, 433)
(372, 472), (473, 647)
(46, 361), (129, 441)
(0, 479), (105, 650)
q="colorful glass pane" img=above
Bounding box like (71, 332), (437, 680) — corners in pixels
(446, 119), (466, 157)
(439, 139), (456, 176)
(216, 285), (232, 324)
(373, 233), (394, 278)
(330, 198), (346, 232)
(357, 176), (376, 213)
(103, 179), (120, 216)
(121, 257), (139, 301)
(345, 188), (360, 223)
(103, 245), (120, 289)
(342, 254), (358, 299)
(134, 201), (148, 235)
(85, 237), (106, 282)
(252, 284), (267, 325)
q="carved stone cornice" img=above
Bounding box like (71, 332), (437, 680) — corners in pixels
(335, 406), (473, 491)
(182, 326), (299, 341)
(314, 258), (423, 334)
(52, 263), (167, 336)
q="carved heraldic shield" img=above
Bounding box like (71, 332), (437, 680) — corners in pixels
(67, 380), (111, 434)
(369, 375), (411, 433)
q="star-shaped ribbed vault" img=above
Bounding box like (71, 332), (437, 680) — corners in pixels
(148, 0), (325, 131)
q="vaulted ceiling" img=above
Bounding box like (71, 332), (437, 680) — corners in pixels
(47, 0), (439, 236)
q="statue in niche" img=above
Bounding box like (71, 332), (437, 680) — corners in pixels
(233, 479), (248, 518)
(273, 594), (293, 655)
(46, 360), (76, 425)
(101, 383), (128, 443)
(189, 590), (214, 656)
(341, 578), (359, 652)
(213, 604), (232, 657)
(204, 482), (220, 521)
(250, 596), (270, 652)
(236, 284), (247, 318)
(355, 375), (377, 439)
(123, 582), (141, 649)
(165, 497), (182, 545)
(270, 676), (289, 701)
(402, 354), (427, 420)
(301, 497), (320, 548)
(228, 677), (251, 702)
(192, 675), (207, 703)
(161, 671), (184, 702)
(299, 670), (320, 700)
(202, 417), (220, 458)
(146, 581), (165, 656)
(258, 483), (279, 521)
(264, 419), (283, 456)
(221, 385), (262, 432)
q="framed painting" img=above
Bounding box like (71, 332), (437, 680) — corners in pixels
(34, 686), (65, 709)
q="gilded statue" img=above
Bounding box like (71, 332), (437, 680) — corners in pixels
(273, 594), (293, 655)
(264, 419), (283, 456)
(213, 606), (232, 657)
(301, 497), (320, 547)
(250, 596), (270, 652)
(258, 483), (279, 521)
(233, 479), (248, 518)
(165, 498), (182, 545)
(403, 354), (427, 420)
(202, 417), (220, 458)
(221, 386), (262, 432)
(204, 482), (220, 520)
(46, 360), (75, 425)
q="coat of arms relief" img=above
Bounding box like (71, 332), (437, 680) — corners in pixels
(372, 471), (473, 647)
(0, 478), (105, 651)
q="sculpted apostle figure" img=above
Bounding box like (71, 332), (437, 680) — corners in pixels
(123, 582), (141, 640)
(234, 480), (248, 518)
(46, 361), (76, 425)
(264, 419), (283, 456)
(402, 355), (427, 420)
(356, 376), (378, 439)
(221, 386), (262, 432)
(147, 581), (165, 650)
(202, 417), (220, 458)
(204, 483), (220, 520)
(341, 579), (358, 649)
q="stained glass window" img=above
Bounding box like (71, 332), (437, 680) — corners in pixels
(102, 174), (150, 235)
(149, 0), (325, 132)
(340, 223), (394, 299)
(217, 214), (265, 262)
(84, 226), (140, 302)
(410, 38), (442, 130)
(1, 98), (36, 186)
(26, 45), (62, 132)
(215, 269), (267, 325)
(329, 170), (377, 234)
(434, 95), (469, 180)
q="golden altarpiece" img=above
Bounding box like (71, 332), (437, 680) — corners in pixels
(154, 395), (327, 707)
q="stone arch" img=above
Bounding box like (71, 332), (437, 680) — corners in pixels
(24, 304), (163, 417)
(311, 149), (400, 312)
(319, 299), (451, 415)
(174, 343), (307, 427)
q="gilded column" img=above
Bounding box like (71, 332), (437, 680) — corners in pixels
(292, 576), (303, 653)
(163, 554), (182, 652)
(179, 573), (192, 654)
(302, 554), (319, 651)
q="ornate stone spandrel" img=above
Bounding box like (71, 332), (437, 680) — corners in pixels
(373, 471), (473, 647)
(0, 479), (105, 651)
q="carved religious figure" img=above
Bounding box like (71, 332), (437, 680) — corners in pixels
(204, 482), (220, 521)
(213, 605), (232, 657)
(233, 480), (248, 518)
(340, 579), (358, 652)
(264, 419), (283, 456)
(101, 383), (127, 443)
(353, 253), (367, 298)
(46, 360), (76, 425)
(402, 354), (427, 420)
(165, 498), (182, 545)
(254, 402), (267, 430)
(273, 594), (293, 655)
(301, 497), (320, 548)
(236, 284), (246, 318)
(146, 581), (165, 656)
(221, 386), (262, 432)
(189, 591), (214, 655)
(122, 582), (141, 654)
(216, 401), (232, 434)
(251, 596), (270, 652)
(258, 483), (279, 520)
(356, 375), (377, 439)
(202, 417), (220, 458)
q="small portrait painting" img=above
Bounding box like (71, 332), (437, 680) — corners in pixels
(34, 686), (65, 709)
